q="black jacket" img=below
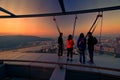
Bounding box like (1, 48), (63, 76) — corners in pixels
(88, 36), (94, 50)
(58, 36), (63, 45)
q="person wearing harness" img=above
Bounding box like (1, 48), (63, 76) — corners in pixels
(58, 32), (64, 57)
(66, 34), (74, 61)
(77, 33), (86, 64)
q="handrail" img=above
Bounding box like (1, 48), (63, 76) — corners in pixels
(0, 59), (120, 72)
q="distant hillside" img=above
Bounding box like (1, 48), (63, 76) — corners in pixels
(0, 35), (52, 50)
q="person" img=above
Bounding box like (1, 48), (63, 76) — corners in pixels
(87, 32), (95, 64)
(66, 34), (74, 61)
(58, 32), (63, 57)
(77, 33), (86, 64)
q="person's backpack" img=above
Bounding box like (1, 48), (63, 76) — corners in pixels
(93, 37), (98, 45)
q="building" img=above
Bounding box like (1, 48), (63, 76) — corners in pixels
(115, 37), (120, 58)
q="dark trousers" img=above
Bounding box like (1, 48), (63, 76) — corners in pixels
(79, 49), (85, 63)
(67, 48), (73, 59)
(58, 45), (63, 56)
(88, 49), (94, 63)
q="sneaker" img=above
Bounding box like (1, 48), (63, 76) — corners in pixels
(87, 61), (94, 64)
(58, 53), (60, 56)
(59, 65), (63, 69)
(70, 59), (73, 61)
(83, 62), (86, 64)
(67, 58), (69, 61)
(91, 62), (94, 64)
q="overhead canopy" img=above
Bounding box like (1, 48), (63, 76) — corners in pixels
(0, 0), (120, 18)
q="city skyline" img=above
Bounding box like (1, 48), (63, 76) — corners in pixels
(0, 0), (120, 37)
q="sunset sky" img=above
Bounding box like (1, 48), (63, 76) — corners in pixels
(0, 0), (120, 37)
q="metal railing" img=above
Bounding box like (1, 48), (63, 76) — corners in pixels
(0, 59), (120, 72)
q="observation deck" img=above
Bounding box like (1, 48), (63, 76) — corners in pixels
(0, 50), (120, 80)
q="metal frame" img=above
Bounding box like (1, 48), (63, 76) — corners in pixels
(58, 0), (66, 13)
(0, 7), (15, 16)
(0, 6), (120, 18)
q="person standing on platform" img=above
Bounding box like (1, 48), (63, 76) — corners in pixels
(77, 33), (86, 64)
(66, 34), (74, 61)
(58, 32), (64, 57)
(87, 32), (96, 64)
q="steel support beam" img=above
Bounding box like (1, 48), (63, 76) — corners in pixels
(58, 0), (66, 13)
(0, 7), (15, 16)
(0, 6), (120, 18)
